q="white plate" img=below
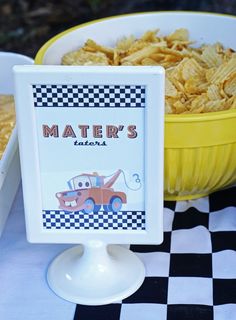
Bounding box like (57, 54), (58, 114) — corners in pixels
(0, 52), (33, 237)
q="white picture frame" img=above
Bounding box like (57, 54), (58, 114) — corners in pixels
(14, 65), (164, 245)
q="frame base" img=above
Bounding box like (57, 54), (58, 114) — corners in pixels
(47, 243), (145, 305)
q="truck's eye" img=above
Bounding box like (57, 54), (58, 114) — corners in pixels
(78, 182), (83, 187)
(85, 182), (89, 187)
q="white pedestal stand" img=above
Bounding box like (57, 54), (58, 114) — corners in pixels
(47, 241), (145, 305)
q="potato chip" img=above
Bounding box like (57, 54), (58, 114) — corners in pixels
(204, 99), (227, 112)
(166, 58), (188, 83)
(83, 39), (114, 59)
(116, 35), (136, 51)
(173, 100), (187, 113)
(141, 57), (159, 66)
(188, 49), (205, 65)
(224, 96), (236, 109)
(157, 47), (184, 57)
(121, 42), (166, 64)
(166, 28), (189, 42)
(170, 78), (186, 95)
(210, 57), (236, 84)
(61, 49), (110, 65)
(149, 53), (167, 62)
(181, 58), (204, 81)
(185, 76), (207, 95)
(205, 68), (216, 82)
(139, 29), (160, 42)
(165, 100), (173, 114)
(165, 77), (178, 97)
(190, 94), (209, 110)
(224, 48), (236, 61)
(190, 106), (206, 113)
(223, 72), (236, 96)
(201, 45), (223, 68)
(207, 84), (222, 100)
(228, 96), (236, 109)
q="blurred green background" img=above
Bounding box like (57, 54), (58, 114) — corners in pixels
(0, 0), (236, 57)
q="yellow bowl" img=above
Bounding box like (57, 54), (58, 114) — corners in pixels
(35, 11), (236, 200)
(165, 110), (236, 200)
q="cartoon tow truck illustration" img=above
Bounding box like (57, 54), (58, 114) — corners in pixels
(56, 169), (127, 213)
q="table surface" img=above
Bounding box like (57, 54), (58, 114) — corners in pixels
(0, 185), (236, 320)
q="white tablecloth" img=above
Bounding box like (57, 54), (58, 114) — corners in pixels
(0, 185), (75, 320)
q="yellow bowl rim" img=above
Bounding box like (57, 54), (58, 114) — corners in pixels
(35, 10), (236, 122)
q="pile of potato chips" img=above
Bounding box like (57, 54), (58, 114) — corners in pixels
(0, 95), (15, 159)
(62, 28), (236, 114)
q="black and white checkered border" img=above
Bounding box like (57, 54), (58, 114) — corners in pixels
(42, 210), (145, 230)
(33, 84), (145, 108)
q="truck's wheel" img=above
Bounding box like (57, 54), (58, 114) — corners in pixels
(109, 196), (122, 212)
(82, 198), (95, 214)
(94, 205), (101, 212)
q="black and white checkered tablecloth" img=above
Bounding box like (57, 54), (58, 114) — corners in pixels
(0, 186), (235, 320)
(74, 186), (236, 320)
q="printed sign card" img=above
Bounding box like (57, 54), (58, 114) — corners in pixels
(14, 66), (164, 244)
